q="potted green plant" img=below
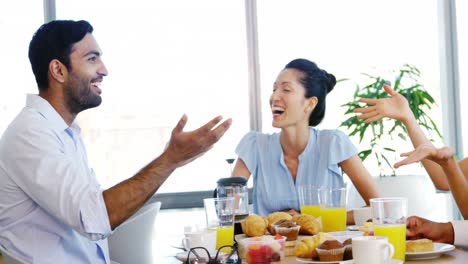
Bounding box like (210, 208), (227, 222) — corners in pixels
(340, 64), (443, 176)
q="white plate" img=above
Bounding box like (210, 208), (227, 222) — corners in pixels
(405, 242), (455, 260)
(346, 225), (359, 231)
(296, 258), (402, 264)
(295, 258), (353, 264)
(175, 250), (226, 262)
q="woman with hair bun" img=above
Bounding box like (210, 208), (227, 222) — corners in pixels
(232, 58), (381, 222)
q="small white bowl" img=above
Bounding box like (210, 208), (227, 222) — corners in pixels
(328, 231), (364, 243)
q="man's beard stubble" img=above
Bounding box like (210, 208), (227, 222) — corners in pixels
(65, 75), (102, 115)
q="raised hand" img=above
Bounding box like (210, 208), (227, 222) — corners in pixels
(354, 84), (413, 124)
(394, 143), (455, 169)
(164, 114), (232, 168)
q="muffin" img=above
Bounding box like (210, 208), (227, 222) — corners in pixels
(273, 220), (300, 241)
(294, 232), (334, 259)
(241, 214), (268, 237)
(342, 238), (353, 260)
(315, 239), (345, 261)
(267, 212), (292, 235)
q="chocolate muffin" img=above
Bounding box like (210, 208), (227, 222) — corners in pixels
(315, 239), (345, 261)
(273, 220), (300, 241)
(343, 238), (353, 260)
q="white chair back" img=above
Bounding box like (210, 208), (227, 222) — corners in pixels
(108, 201), (161, 264)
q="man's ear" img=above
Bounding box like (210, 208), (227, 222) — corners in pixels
(306, 96), (318, 113)
(49, 59), (68, 84)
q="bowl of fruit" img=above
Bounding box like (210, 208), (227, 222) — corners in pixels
(242, 234), (286, 263)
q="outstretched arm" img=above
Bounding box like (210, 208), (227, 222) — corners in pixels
(395, 144), (468, 219)
(354, 84), (450, 190)
(103, 114), (232, 229)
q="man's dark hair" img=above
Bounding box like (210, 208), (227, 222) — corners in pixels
(28, 20), (93, 91)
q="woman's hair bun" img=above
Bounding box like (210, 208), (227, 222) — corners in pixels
(323, 70), (336, 93)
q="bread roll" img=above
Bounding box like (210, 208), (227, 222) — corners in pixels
(406, 239), (434, 252)
(267, 212), (292, 234)
(292, 214), (321, 235)
(241, 214), (268, 237)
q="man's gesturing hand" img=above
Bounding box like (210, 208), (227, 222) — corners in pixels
(164, 114), (232, 168)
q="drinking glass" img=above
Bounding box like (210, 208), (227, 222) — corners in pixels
(203, 197), (236, 252)
(370, 197), (408, 261)
(297, 185), (322, 218)
(320, 187), (347, 232)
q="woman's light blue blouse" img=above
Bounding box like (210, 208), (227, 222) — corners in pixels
(235, 128), (357, 216)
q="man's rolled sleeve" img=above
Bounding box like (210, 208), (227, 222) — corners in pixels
(80, 190), (112, 241)
(451, 220), (468, 248)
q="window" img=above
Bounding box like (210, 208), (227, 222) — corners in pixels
(56, 0), (249, 192)
(2, 1), (464, 217)
(0, 1), (43, 133)
(256, 0), (442, 176)
(456, 0), (468, 157)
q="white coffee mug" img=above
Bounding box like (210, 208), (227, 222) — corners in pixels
(182, 229), (217, 252)
(352, 236), (394, 264)
(353, 207), (372, 226)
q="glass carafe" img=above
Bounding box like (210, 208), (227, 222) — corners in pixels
(216, 177), (249, 228)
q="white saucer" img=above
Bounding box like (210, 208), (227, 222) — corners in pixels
(295, 258), (403, 264)
(295, 258), (353, 264)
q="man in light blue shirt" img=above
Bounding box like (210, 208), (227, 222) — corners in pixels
(0, 20), (232, 263)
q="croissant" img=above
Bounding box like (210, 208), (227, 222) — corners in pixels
(267, 212), (292, 235)
(295, 236), (320, 258)
(292, 214), (321, 235)
(295, 232), (334, 259)
(241, 214), (268, 237)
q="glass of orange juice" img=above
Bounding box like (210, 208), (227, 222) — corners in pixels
(370, 197), (408, 261)
(203, 197), (235, 252)
(320, 187), (347, 232)
(298, 185), (322, 218)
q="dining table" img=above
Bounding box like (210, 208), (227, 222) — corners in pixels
(169, 241), (468, 264)
(160, 208), (468, 264)
(277, 247), (468, 264)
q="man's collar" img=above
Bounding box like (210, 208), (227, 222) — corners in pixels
(26, 94), (80, 133)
